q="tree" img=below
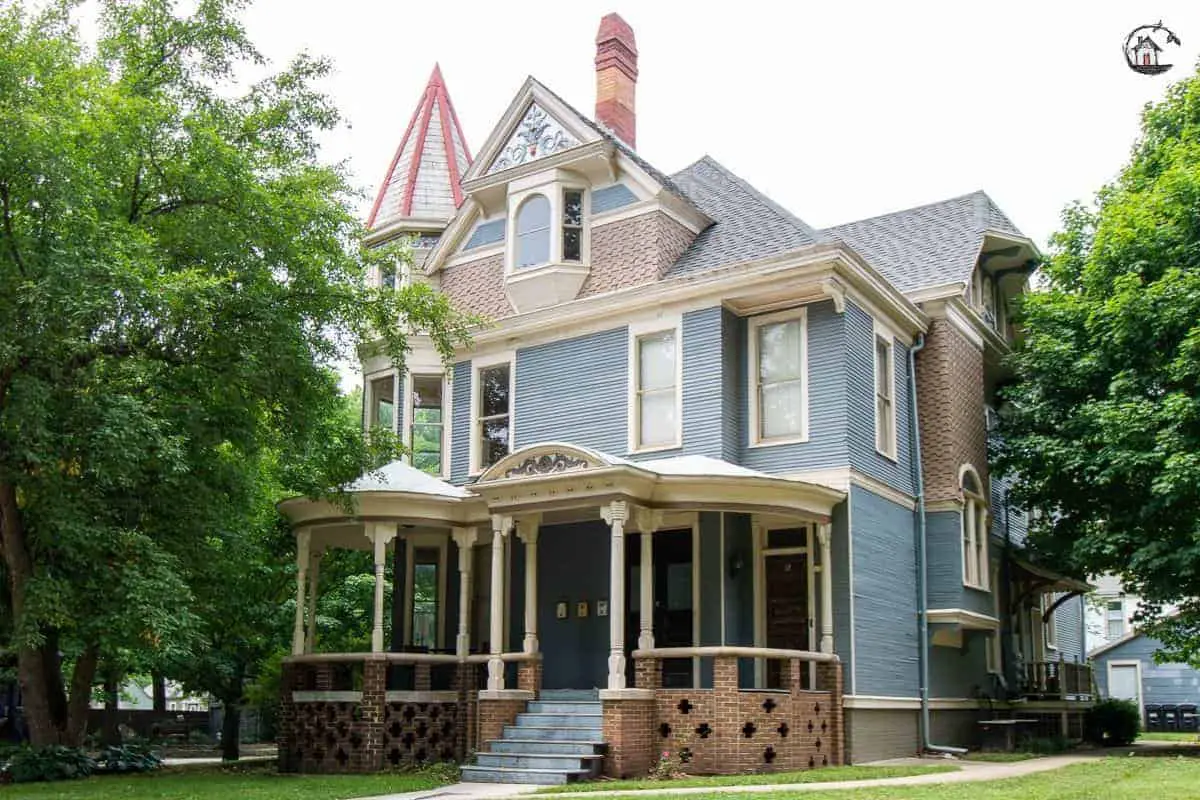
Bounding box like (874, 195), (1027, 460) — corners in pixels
(996, 63), (1200, 667)
(0, 0), (470, 745)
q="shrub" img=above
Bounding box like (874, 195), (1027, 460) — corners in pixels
(97, 744), (163, 774)
(1085, 698), (1141, 746)
(1018, 734), (1071, 754)
(186, 728), (214, 746)
(4, 746), (96, 783)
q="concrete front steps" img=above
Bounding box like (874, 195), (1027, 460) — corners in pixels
(461, 690), (606, 785)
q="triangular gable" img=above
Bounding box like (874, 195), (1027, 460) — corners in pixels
(485, 103), (580, 174)
(460, 77), (603, 184)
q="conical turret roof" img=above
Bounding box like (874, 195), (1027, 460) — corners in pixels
(367, 64), (472, 231)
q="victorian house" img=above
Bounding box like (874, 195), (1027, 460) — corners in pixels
(276, 14), (1092, 783)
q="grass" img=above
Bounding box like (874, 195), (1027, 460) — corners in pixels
(8, 760), (456, 800)
(961, 751), (1042, 762)
(1138, 731), (1200, 743)
(598, 756), (1200, 799)
(536, 764), (958, 793)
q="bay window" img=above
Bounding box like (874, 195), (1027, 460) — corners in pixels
(961, 465), (989, 590)
(409, 375), (445, 475)
(368, 374), (396, 432)
(750, 310), (807, 444)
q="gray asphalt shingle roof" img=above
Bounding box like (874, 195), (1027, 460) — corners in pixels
(822, 191), (1027, 293)
(665, 156), (829, 277)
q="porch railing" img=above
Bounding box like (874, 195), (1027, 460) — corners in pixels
(1023, 660), (1093, 700)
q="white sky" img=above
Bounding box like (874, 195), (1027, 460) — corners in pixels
(236, 1), (1200, 248)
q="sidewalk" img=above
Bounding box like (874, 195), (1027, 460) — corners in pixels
(362, 753), (1099, 800)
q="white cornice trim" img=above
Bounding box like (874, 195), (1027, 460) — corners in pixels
(784, 468), (916, 511)
(927, 608), (1000, 630)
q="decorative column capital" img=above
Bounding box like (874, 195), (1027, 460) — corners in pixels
(601, 500), (629, 527)
(451, 526), (478, 550)
(816, 522), (832, 548)
(633, 506), (663, 535)
(515, 514), (541, 545)
(821, 276), (847, 313)
(491, 514), (514, 537)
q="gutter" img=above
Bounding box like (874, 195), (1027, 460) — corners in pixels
(908, 333), (968, 756)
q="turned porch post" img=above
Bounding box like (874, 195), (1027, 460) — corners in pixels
(817, 522), (834, 654)
(452, 527), (478, 658)
(304, 549), (322, 654)
(517, 515), (541, 654)
(488, 514), (513, 690)
(602, 500), (629, 690)
(634, 508), (663, 651)
(291, 529), (311, 655)
(369, 523), (398, 653)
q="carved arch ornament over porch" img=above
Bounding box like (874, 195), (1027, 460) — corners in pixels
(476, 442), (618, 483)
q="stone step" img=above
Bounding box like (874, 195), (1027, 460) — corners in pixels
(502, 725), (603, 741)
(515, 712), (603, 728)
(460, 765), (592, 785)
(487, 738), (607, 755)
(475, 752), (604, 773)
(527, 700), (603, 714)
(539, 689), (600, 701)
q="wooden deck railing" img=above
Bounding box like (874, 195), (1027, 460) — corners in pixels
(1023, 660), (1093, 700)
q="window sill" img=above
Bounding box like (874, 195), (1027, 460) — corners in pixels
(748, 434), (809, 449)
(628, 442), (681, 456)
(875, 447), (898, 463)
(963, 582), (991, 594)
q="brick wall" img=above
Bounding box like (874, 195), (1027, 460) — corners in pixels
(517, 658), (543, 694)
(475, 697), (526, 751)
(602, 697), (657, 778)
(915, 317), (988, 503)
(437, 212), (696, 321)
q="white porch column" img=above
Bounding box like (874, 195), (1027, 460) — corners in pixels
(488, 514), (513, 690)
(816, 522), (834, 654)
(634, 508), (663, 651)
(452, 527), (478, 658)
(291, 529), (311, 656)
(369, 523), (398, 653)
(517, 515), (541, 654)
(304, 550), (322, 654)
(602, 500), (629, 690)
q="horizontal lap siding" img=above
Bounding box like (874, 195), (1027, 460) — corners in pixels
(845, 301), (914, 496)
(1052, 595), (1085, 662)
(721, 309), (743, 464)
(851, 487), (919, 697)
(741, 300), (848, 474)
(451, 361), (471, 483)
(1094, 635), (1200, 706)
(929, 632), (990, 697)
(990, 472), (1028, 546)
(832, 501), (854, 693)
(682, 307), (724, 459)
(591, 183), (638, 214)
(515, 327), (628, 453)
(926, 510), (992, 617)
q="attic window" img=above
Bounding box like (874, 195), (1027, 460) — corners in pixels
(516, 194), (551, 268)
(563, 189), (583, 262)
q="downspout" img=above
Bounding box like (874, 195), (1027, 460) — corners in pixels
(908, 334), (968, 756)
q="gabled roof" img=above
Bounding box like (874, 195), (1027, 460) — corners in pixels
(664, 156), (829, 277)
(366, 64), (472, 231)
(822, 190), (1028, 294)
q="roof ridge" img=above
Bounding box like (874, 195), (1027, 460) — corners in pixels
(683, 155), (828, 242)
(824, 189), (992, 233)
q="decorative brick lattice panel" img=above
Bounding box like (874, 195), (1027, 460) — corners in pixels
(383, 702), (461, 767)
(290, 702), (375, 773)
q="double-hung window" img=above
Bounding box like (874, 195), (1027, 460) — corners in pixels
(633, 331), (678, 449)
(368, 374), (396, 432)
(1106, 598), (1126, 640)
(874, 332), (896, 457)
(475, 363), (512, 471)
(750, 311), (807, 444)
(961, 465), (990, 590)
(409, 375), (445, 475)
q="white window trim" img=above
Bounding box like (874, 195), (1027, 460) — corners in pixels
(402, 370), (452, 479)
(960, 464), (990, 592)
(469, 350), (516, 476)
(1042, 595), (1058, 651)
(365, 368), (401, 435)
(627, 316), (683, 454)
(873, 321), (898, 461)
(504, 175), (591, 276)
(747, 307), (810, 448)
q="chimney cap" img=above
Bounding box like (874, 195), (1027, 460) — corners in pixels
(596, 12), (637, 52)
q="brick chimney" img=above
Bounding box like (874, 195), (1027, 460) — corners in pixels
(595, 13), (638, 149)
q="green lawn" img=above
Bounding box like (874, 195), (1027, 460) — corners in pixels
(1139, 731), (1200, 743)
(536, 765), (958, 793)
(9, 761), (455, 800)
(595, 757), (1200, 799)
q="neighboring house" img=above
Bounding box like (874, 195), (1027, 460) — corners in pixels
(90, 679), (208, 712)
(275, 14), (1092, 781)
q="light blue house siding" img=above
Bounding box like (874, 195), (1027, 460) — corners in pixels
(929, 632), (991, 698)
(831, 499), (854, 692)
(1051, 595), (1086, 663)
(591, 183), (638, 214)
(720, 308), (743, 464)
(989, 472), (1028, 546)
(844, 302), (914, 496)
(1093, 634), (1200, 707)
(451, 361), (471, 483)
(926, 510), (992, 616)
(681, 307), (728, 460)
(850, 486), (919, 697)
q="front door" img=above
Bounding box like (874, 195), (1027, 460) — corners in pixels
(1109, 663), (1141, 706)
(765, 552), (810, 688)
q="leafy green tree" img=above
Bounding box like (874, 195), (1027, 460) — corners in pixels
(997, 64), (1200, 667)
(0, 0), (470, 745)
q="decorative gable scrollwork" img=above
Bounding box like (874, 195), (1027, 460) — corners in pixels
(503, 452), (592, 477)
(487, 104), (579, 175)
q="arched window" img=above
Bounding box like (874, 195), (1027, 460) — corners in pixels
(960, 465), (989, 590)
(515, 194), (551, 268)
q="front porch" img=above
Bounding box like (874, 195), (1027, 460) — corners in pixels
(275, 443), (848, 779)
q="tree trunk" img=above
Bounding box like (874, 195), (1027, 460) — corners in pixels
(152, 672), (167, 713)
(221, 702), (241, 761)
(65, 643), (99, 747)
(101, 672), (120, 746)
(0, 482), (59, 746)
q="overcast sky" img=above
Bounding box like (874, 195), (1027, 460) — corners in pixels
(233, 1), (1200, 249)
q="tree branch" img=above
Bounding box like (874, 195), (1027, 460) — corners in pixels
(129, 159), (144, 223)
(142, 197), (226, 218)
(1, 183), (27, 277)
